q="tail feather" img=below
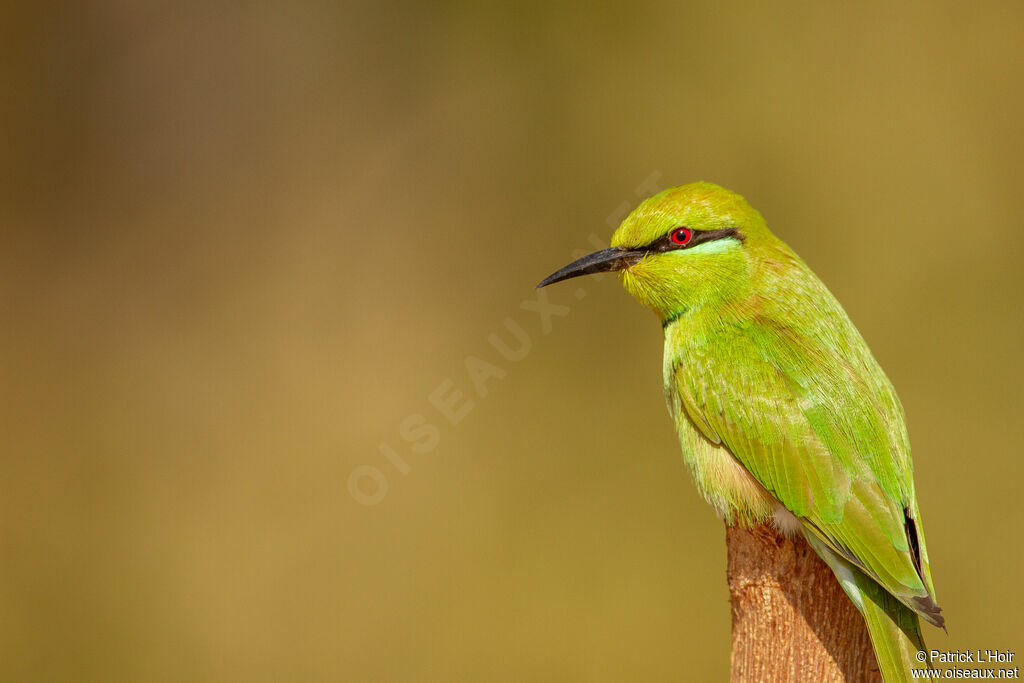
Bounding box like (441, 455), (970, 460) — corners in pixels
(856, 568), (931, 682)
(804, 530), (933, 683)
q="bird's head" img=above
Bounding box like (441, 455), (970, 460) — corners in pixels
(538, 182), (772, 323)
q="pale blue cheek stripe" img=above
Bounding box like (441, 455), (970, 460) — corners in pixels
(658, 236), (742, 328)
(687, 237), (743, 255)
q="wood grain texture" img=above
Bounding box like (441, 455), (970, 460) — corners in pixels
(727, 523), (881, 682)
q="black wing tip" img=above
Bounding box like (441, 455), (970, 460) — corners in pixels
(912, 595), (946, 630)
(903, 510), (945, 630)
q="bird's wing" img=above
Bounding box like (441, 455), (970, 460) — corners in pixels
(672, 314), (941, 624)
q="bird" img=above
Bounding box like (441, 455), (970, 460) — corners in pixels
(538, 182), (942, 682)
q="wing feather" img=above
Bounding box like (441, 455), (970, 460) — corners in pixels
(673, 313), (940, 622)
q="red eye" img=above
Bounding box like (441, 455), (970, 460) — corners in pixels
(670, 227), (692, 245)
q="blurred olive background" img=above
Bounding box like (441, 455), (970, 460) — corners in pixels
(2, 1), (1022, 681)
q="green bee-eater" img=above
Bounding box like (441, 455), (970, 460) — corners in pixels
(539, 182), (943, 682)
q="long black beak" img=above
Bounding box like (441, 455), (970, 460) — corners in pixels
(537, 246), (645, 288)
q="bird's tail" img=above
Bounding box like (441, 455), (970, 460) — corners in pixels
(854, 568), (932, 682)
(804, 532), (933, 683)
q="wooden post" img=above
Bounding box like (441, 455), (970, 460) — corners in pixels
(726, 523), (880, 682)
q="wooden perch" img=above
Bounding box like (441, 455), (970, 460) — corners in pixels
(727, 523), (880, 682)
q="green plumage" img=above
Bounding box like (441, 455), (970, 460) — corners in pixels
(540, 182), (943, 682)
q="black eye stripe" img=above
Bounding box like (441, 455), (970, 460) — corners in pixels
(645, 227), (744, 253)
